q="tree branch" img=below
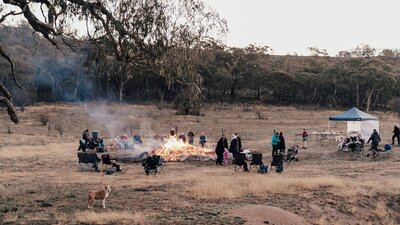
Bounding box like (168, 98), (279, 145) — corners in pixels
(0, 10), (24, 24)
(0, 45), (23, 89)
(0, 95), (19, 124)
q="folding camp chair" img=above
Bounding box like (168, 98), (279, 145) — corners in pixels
(101, 154), (113, 171)
(77, 152), (100, 171)
(234, 153), (248, 172)
(249, 153), (263, 171)
(143, 155), (164, 175)
(271, 153), (284, 173)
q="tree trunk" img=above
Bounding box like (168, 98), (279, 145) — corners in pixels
(230, 85), (236, 100)
(356, 84), (359, 108)
(310, 87), (318, 103)
(119, 82), (124, 102)
(256, 87), (260, 100)
(331, 84), (337, 107)
(366, 89), (374, 112)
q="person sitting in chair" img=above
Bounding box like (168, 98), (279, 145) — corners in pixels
(97, 138), (107, 153)
(82, 129), (90, 144)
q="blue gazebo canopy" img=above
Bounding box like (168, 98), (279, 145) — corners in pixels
(328, 107), (378, 121)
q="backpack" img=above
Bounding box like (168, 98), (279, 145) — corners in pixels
(259, 164), (268, 174)
(276, 163), (283, 173)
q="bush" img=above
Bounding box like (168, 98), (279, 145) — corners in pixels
(39, 114), (49, 125)
(255, 110), (267, 120)
(54, 124), (63, 135)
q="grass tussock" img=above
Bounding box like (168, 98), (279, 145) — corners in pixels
(74, 210), (147, 224)
(187, 175), (344, 200)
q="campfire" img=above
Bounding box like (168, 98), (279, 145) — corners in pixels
(154, 137), (215, 161)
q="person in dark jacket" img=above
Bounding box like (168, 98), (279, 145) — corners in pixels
(82, 129), (90, 144)
(199, 132), (207, 147)
(230, 134), (249, 171)
(367, 129), (381, 158)
(229, 134), (239, 158)
(278, 132), (286, 154)
(392, 123), (400, 145)
(187, 129), (196, 145)
(215, 134), (228, 166)
(235, 133), (242, 152)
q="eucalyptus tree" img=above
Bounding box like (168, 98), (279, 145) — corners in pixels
(1, 0), (227, 122)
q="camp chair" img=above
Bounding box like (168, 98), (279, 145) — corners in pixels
(271, 153), (284, 173)
(78, 139), (87, 152)
(142, 155), (164, 175)
(284, 146), (299, 164)
(234, 153), (247, 172)
(77, 152), (100, 171)
(101, 154), (113, 171)
(133, 135), (143, 144)
(249, 153), (263, 171)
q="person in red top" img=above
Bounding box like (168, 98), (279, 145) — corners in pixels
(302, 128), (308, 149)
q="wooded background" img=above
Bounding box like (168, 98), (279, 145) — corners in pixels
(1, 0), (400, 119)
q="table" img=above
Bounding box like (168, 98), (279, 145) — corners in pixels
(295, 132), (341, 141)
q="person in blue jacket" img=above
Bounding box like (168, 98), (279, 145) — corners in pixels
(271, 132), (280, 157)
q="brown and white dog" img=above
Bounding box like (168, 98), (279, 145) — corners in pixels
(87, 186), (111, 209)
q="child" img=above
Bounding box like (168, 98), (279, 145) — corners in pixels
(223, 148), (229, 166)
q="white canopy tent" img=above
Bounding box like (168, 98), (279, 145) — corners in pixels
(328, 107), (379, 140)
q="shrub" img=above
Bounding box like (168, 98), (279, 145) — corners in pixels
(39, 114), (49, 125)
(255, 110), (267, 120)
(54, 124), (63, 135)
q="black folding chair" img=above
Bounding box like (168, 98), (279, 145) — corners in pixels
(143, 155), (164, 175)
(271, 153), (284, 173)
(249, 153), (263, 171)
(101, 154), (113, 171)
(234, 153), (247, 172)
(77, 152), (100, 171)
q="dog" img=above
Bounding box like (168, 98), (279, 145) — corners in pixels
(87, 186), (111, 209)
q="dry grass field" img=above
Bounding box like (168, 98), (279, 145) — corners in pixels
(1, 103), (400, 225)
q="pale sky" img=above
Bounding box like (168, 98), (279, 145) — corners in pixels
(202, 0), (400, 56)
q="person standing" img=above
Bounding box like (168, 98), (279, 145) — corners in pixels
(235, 133), (242, 152)
(302, 128), (308, 149)
(187, 129), (195, 145)
(169, 128), (176, 139)
(215, 134), (228, 166)
(199, 132), (207, 147)
(367, 129), (381, 158)
(229, 134), (239, 158)
(223, 148), (229, 166)
(278, 131), (286, 154)
(178, 133), (186, 143)
(392, 123), (400, 146)
(271, 132), (280, 156)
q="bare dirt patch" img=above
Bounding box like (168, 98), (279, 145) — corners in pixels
(227, 204), (308, 225)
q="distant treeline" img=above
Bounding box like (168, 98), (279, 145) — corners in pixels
(2, 24), (400, 112)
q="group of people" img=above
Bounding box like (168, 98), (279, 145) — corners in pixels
(78, 129), (122, 173)
(169, 128), (207, 147)
(214, 133), (246, 168)
(271, 131), (286, 156)
(79, 129), (107, 153)
(109, 134), (143, 149)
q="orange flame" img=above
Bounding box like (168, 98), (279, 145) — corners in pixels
(154, 137), (215, 161)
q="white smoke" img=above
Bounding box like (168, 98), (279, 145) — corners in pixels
(83, 102), (162, 156)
